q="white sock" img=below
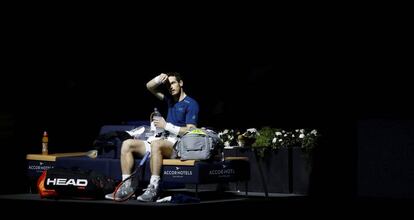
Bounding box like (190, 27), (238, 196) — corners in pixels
(150, 175), (160, 189)
(122, 174), (131, 187)
(122, 174), (131, 181)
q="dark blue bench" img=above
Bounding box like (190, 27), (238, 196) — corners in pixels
(54, 125), (250, 195)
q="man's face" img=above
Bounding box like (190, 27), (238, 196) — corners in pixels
(167, 76), (182, 96)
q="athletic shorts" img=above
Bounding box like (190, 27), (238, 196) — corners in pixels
(144, 135), (179, 159)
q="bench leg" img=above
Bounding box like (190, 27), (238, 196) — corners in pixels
(195, 184), (198, 198)
(245, 181), (248, 197)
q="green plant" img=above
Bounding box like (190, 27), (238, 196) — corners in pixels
(251, 127), (276, 157)
(252, 127), (277, 148)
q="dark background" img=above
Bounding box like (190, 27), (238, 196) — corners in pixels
(1, 9), (413, 202)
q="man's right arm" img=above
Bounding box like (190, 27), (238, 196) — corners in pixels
(146, 73), (168, 101)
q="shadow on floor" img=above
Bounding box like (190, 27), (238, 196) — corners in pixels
(1, 192), (413, 217)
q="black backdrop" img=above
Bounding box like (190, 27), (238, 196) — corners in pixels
(0, 62), (353, 195)
(3, 61), (413, 197)
(1, 15), (413, 199)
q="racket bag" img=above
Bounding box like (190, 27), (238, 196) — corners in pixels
(38, 167), (118, 199)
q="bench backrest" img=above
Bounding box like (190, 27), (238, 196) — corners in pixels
(99, 125), (136, 135)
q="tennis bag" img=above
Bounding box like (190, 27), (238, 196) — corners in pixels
(38, 167), (118, 199)
(176, 128), (223, 160)
(92, 126), (152, 158)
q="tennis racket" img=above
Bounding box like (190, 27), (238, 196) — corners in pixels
(112, 151), (150, 201)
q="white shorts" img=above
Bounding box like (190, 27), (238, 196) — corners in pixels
(144, 135), (179, 159)
(144, 141), (151, 153)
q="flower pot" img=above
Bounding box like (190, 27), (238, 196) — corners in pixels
(225, 147), (289, 194)
(291, 146), (313, 194)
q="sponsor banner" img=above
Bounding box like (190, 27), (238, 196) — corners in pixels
(27, 160), (55, 177)
(163, 166), (197, 183)
(162, 160), (249, 184)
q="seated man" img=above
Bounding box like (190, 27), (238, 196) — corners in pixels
(105, 72), (199, 202)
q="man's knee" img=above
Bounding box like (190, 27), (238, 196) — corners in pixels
(151, 141), (173, 157)
(120, 139), (133, 153)
(121, 139), (143, 154)
(150, 141), (163, 153)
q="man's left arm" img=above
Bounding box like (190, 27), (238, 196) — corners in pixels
(180, 124), (197, 135)
(152, 117), (195, 137)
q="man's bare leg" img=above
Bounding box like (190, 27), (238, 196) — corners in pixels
(150, 139), (174, 176)
(105, 139), (147, 200)
(120, 139), (147, 175)
(137, 139), (174, 202)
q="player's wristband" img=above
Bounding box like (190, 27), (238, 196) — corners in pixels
(165, 123), (180, 135)
(154, 75), (162, 85)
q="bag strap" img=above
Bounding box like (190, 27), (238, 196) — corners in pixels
(186, 128), (207, 136)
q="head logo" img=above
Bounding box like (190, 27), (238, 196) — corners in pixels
(46, 178), (88, 187)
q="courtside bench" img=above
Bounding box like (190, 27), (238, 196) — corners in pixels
(55, 156), (250, 195)
(52, 124), (250, 195)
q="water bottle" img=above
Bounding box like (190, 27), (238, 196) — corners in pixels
(152, 108), (164, 136)
(42, 131), (48, 155)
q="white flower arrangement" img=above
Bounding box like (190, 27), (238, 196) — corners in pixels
(271, 128), (319, 151)
(253, 127), (319, 157)
(219, 127), (319, 152)
(218, 129), (239, 147)
(218, 128), (260, 148)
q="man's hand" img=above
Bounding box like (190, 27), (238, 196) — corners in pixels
(147, 73), (170, 101)
(153, 116), (167, 129)
(158, 73), (169, 85)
